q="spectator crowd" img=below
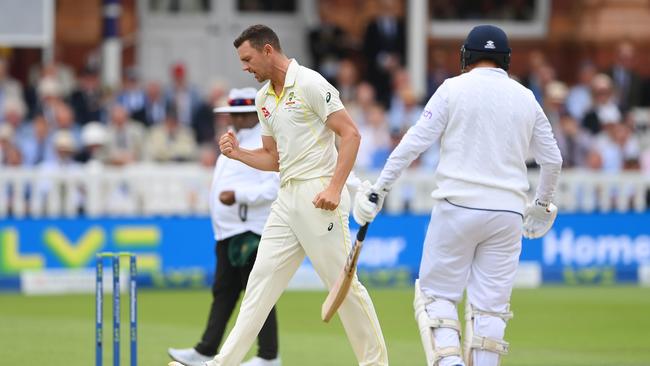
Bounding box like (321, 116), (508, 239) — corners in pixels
(0, 59), (224, 172)
(2, 3), (650, 180)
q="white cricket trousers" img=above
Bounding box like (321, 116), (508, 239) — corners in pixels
(419, 200), (522, 366)
(209, 178), (388, 366)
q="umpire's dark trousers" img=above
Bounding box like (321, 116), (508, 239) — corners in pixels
(194, 233), (278, 359)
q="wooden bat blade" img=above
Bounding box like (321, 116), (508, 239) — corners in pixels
(321, 239), (363, 322)
(321, 194), (377, 323)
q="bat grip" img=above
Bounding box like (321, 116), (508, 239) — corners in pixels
(356, 223), (369, 241)
(356, 193), (380, 241)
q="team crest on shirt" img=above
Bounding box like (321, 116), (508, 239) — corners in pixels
(283, 91), (301, 111)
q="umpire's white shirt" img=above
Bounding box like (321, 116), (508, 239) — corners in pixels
(376, 67), (562, 214)
(209, 124), (279, 241)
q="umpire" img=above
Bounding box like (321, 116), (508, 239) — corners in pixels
(169, 87), (281, 366)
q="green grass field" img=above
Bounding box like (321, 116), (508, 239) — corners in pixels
(1, 287), (649, 365)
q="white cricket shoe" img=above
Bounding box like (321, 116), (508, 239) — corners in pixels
(168, 347), (212, 366)
(240, 356), (281, 366)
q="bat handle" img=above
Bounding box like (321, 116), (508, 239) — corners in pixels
(368, 192), (379, 204)
(356, 223), (369, 241)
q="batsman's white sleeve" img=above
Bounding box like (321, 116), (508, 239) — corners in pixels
(234, 171), (280, 205)
(534, 164), (561, 204)
(375, 83), (449, 191)
(530, 103), (563, 203)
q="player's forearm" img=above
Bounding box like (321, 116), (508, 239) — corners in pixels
(234, 147), (280, 172)
(531, 105), (563, 204)
(235, 173), (279, 204)
(375, 147), (412, 192)
(534, 163), (562, 203)
(376, 124), (438, 191)
(329, 130), (360, 193)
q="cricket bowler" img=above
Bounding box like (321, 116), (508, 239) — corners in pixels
(171, 24), (388, 366)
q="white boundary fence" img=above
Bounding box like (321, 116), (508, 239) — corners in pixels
(370, 169), (650, 214)
(1, 164), (649, 218)
(0, 164), (212, 218)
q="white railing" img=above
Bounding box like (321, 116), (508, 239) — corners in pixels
(364, 169), (650, 214)
(0, 164), (212, 218)
(1, 164), (649, 217)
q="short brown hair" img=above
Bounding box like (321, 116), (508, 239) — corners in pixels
(233, 24), (282, 52)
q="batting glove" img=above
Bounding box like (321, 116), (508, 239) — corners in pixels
(523, 199), (558, 239)
(352, 181), (386, 225)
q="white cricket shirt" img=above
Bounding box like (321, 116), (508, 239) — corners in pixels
(376, 67), (562, 214)
(255, 59), (344, 186)
(209, 124), (279, 241)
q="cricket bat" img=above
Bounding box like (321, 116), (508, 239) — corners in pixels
(321, 193), (379, 322)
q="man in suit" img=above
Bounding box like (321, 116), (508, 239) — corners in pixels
(608, 41), (643, 111)
(362, 0), (406, 109)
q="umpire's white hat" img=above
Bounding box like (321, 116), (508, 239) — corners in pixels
(213, 87), (257, 113)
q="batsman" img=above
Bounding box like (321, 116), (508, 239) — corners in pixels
(353, 25), (562, 366)
(170, 24), (388, 366)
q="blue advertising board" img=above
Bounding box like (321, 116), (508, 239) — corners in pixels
(1, 212), (649, 291)
(527, 212), (650, 284)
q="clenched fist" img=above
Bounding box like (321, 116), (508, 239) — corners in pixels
(219, 190), (236, 206)
(219, 130), (240, 159)
(312, 186), (341, 211)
